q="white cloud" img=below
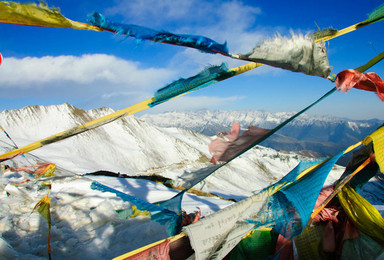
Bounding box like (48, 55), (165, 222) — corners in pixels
(0, 54), (173, 88)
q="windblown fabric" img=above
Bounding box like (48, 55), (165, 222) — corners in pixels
(0, 1), (100, 30)
(183, 159), (323, 259)
(151, 63), (235, 106)
(10, 163), (56, 185)
(173, 164), (221, 190)
(335, 69), (384, 101)
(33, 184), (52, 255)
(310, 27), (338, 41)
(310, 186), (339, 223)
(363, 124), (384, 172)
(357, 3), (384, 28)
(90, 181), (181, 235)
(209, 122), (271, 164)
(233, 33), (332, 78)
(88, 12), (229, 55)
(248, 153), (344, 239)
(229, 229), (278, 260)
(339, 143), (379, 192)
(338, 184), (384, 246)
(14, 163), (56, 178)
(183, 190), (266, 259)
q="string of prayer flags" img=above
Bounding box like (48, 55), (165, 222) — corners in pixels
(185, 135), (368, 259)
(164, 52), (384, 239)
(335, 69), (384, 101)
(231, 33), (332, 78)
(183, 155), (339, 259)
(0, 1), (101, 30)
(88, 12), (230, 56)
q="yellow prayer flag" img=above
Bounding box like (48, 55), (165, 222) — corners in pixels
(0, 1), (101, 31)
(339, 185), (384, 246)
(33, 195), (51, 226)
(33, 192), (52, 254)
(363, 125), (384, 173)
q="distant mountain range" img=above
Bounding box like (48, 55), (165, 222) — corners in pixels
(140, 110), (383, 163)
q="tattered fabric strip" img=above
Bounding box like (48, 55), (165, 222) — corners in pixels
(232, 4), (384, 77)
(91, 180), (173, 214)
(338, 184), (384, 246)
(232, 33), (332, 78)
(184, 189), (267, 259)
(90, 181), (181, 235)
(335, 69), (384, 101)
(150, 63), (235, 106)
(88, 12), (229, 56)
(363, 124), (384, 172)
(250, 152), (344, 239)
(209, 121), (271, 164)
(10, 163), (56, 185)
(33, 183), (52, 257)
(0, 1), (100, 30)
(315, 3), (384, 42)
(357, 3), (384, 28)
(309, 156), (372, 224)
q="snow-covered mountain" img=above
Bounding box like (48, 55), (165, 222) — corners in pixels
(140, 109), (383, 158)
(0, 103), (325, 196)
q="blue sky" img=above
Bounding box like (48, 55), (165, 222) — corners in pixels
(0, 0), (383, 120)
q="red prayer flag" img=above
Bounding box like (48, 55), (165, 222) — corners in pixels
(335, 69), (384, 101)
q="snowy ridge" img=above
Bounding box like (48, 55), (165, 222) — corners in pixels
(1, 103), (207, 174)
(0, 103), (327, 194)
